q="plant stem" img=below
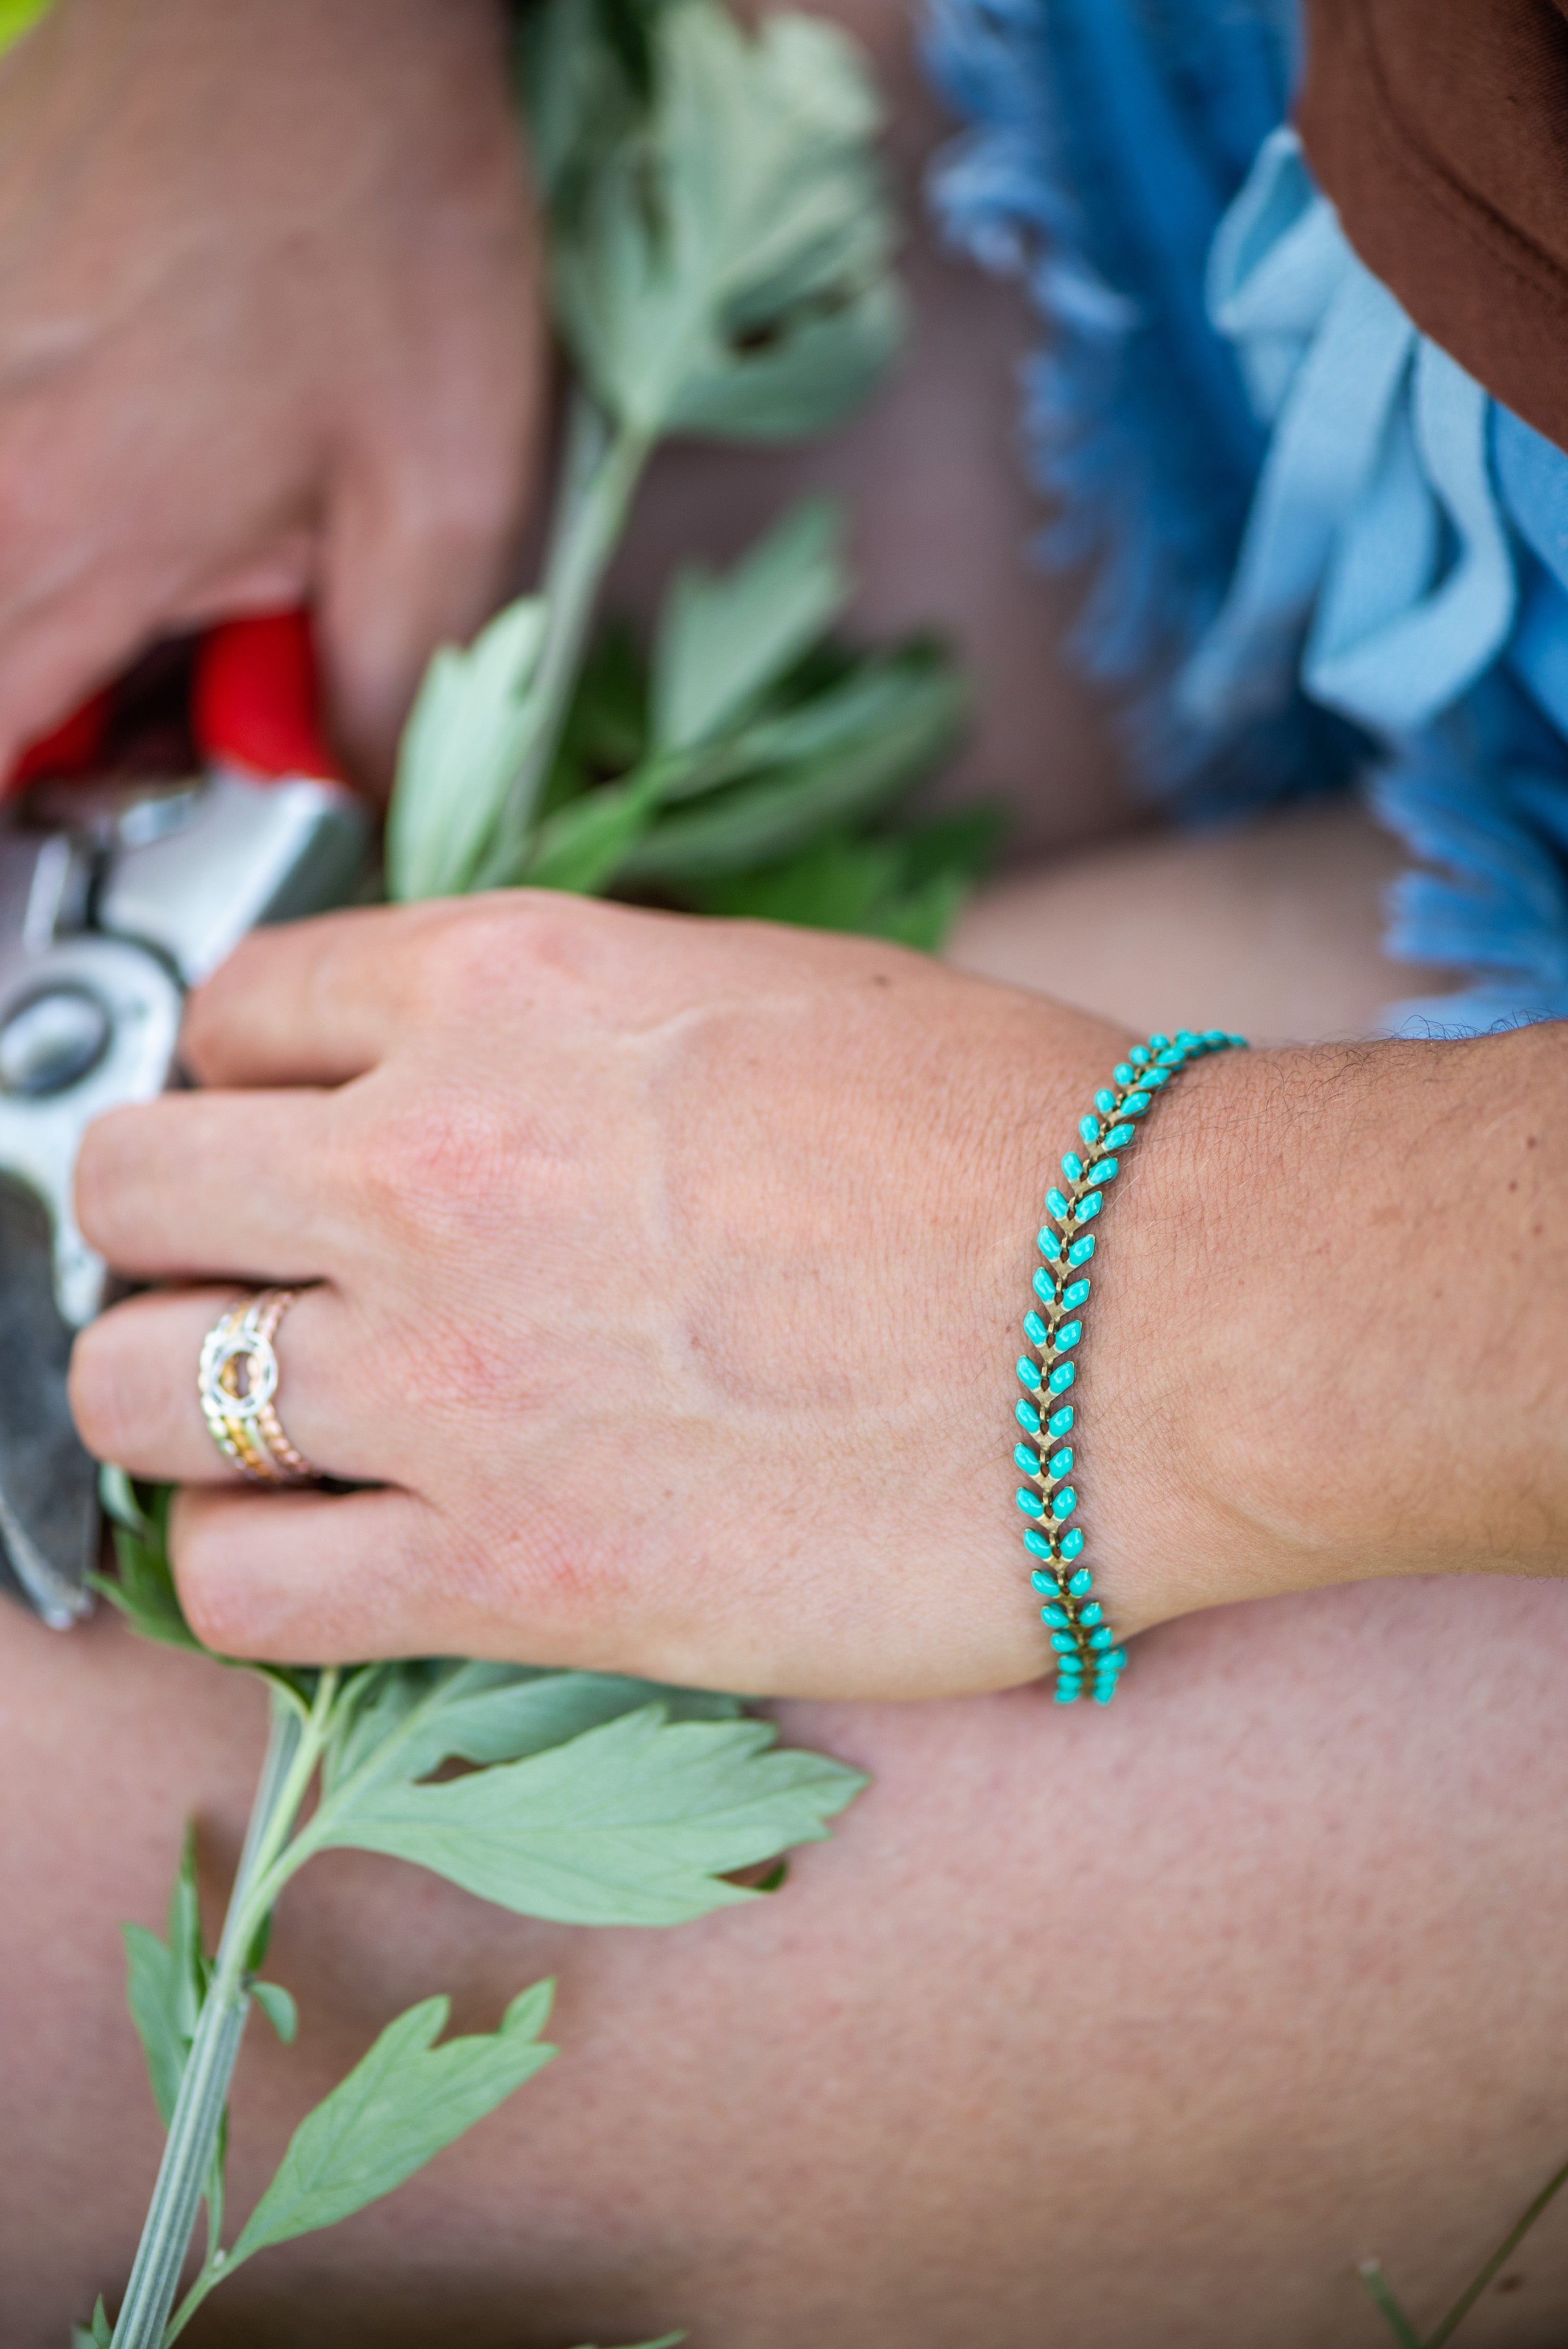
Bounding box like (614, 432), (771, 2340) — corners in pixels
(1357, 2259), (1423, 2348)
(475, 393), (652, 886)
(1422, 2152), (1568, 2348)
(111, 1676), (337, 2349)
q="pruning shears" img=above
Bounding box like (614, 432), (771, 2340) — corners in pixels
(0, 613), (369, 1625)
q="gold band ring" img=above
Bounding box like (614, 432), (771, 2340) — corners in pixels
(197, 1288), (320, 1486)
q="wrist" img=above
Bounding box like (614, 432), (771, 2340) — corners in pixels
(1096, 1024), (1568, 1638)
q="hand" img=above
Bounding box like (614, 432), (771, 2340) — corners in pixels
(0, 0), (541, 789)
(68, 894), (1158, 1698)
(67, 893), (1568, 1696)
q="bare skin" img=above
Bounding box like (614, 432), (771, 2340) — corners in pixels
(0, 0), (541, 786)
(2, 1), (1564, 2343)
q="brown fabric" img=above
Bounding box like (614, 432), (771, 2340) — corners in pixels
(1297, 0), (1568, 451)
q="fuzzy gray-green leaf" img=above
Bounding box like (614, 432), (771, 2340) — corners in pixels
(387, 597), (549, 902)
(120, 1827), (206, 2127)
(545, 0), (902, 447)
(312, 1705), (864, 1927)
(652, 499), (846, 753)
(227, 1984), (555, 2267)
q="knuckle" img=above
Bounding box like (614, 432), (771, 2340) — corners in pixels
(340, 1079), (519, 1247)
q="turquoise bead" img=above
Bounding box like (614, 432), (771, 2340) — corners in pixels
(1041, 1602), (1069, 1628)
(1106, 1121), (1135, 1147)
(1088, 1626), (1113, 1650)
(1031, 1569), (1058, 1595)
(1047, 1445), (1074, 1478)
(1078, 1113), (1102, 1146)
(1024, 1310), (1048, 1345)
(1050, 1630), (1077, 1655)
(1230, 1033), (1249, 1049)
(1068, 1235), (1096, 1265)
(1095, 1085), (1119, 1113)
(1048, 1361), (1076, 1395)
(1016, 1487), (1044, 1516)
(1144, 1066), (1170, 1089)
(1054, 1683), (1081, 1705)
(1054, 1319), (1082, 1351)
(1061, 1151), (1083, 1182)
(1175, 1030), (1198, 1047)
(1113, 1064), (1135, 1085)
(1045, 1187), (1070, 1220)
(1079, 1601), (1105, 1627)
(1051, 1485), (1077, 1519)
(1023, 1527), (1052, 1558)
(1067, 1567), (1093, 1596)
(1017, 1355), (1041, 1391)
(1015, 1398), (1041, 1433)
(1092, 1685), (1116, 1705)
(1148, 1033), (1170, 1051)
(1060, 1527), (1086, 1560)
(1056, 1664), (1083, 1685)
(1076, 1193), (1103, 1223)
(1156, 1047), (1185, 1068)
(1063, 1278), (1091, 1311)
(1129, 1045), (1150, 1065)
(1088, 1157), (1118, 1182)
(1123, 1091), (1151, 1115)
(1037, 1227), (1062, 1260)
(1033, 1267), (1056, 1306)
(1013, 1442), (1041, 1475)
(1204, 1028), (1226, 1046)
(1047, 1403), (1075, 1437)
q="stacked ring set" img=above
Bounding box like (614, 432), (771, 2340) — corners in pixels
(1013, 1029), (1246, 1705)
(197, 1288), (320, 1485)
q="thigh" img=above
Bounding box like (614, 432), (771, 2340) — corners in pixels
(5, 1582), (1568, 2348)
(950, 797), (1459, 1043)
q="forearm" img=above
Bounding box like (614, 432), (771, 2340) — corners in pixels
(1101, 1021), (1568, 1633)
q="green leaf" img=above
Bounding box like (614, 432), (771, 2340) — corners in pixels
(252, 1981), (299, 2046)
(227, 1985), (556, 2266)
(310, 1705), (867, 1928)
(70, 2296), (113, 2349)
(516, 765), (663, 893)
(620, 650), (967, 883)
(121, 1827), (205, 2127)
(686, 805), (1002, 951)
(572, 2337), (687, 2348)
(652, 498), (846, 753)
(387, 597), (550, 902)
(90, 1483), (200, 1654)
(535, 0), (903, 447)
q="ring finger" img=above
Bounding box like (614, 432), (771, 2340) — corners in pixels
(68, 1283), (388, 1489)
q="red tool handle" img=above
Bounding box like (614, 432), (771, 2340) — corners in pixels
(6, 608), (340, 790)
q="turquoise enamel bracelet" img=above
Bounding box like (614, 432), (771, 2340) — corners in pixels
(1013, 1027), (1247, 1705)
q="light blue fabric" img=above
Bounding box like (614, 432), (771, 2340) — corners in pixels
(925, 0), (1364, 815)
(926, 0), (1568, 1037)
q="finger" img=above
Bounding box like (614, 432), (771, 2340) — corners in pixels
(316, 402), (539, 797)
(181, 902), (451, 1089)
(75, 1090), (344, 1279)
(70, 1282), (385, 1487)
(171, 1483), (469, 1664)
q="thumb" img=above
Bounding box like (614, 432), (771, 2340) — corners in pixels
(315, 426), (538, 799)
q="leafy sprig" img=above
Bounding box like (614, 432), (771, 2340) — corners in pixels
(84, 2), (979, 2336)
(93, 1494), (862, 2346)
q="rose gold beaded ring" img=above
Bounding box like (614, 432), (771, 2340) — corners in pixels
(197, 1288), (320, 1485)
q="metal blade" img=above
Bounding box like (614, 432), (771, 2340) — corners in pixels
(0, 1171), (96, 1625)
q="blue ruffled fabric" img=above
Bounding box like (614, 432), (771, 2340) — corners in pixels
(925, 0), (1568, 1033)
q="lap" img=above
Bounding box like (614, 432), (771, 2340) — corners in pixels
(5, 1576), (1567, 2346)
